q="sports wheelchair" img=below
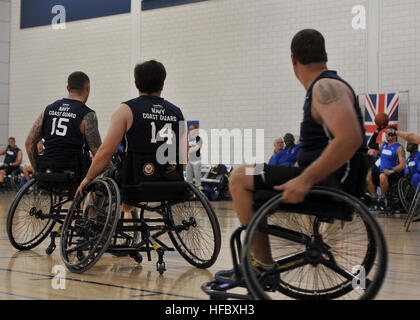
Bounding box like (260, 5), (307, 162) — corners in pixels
(6, 154), (90, 255)
(7, 171), (83, 255)
(1, 167), (24, 192)
(202, 155), (388, 300)
(59, 155), (221, 275)
(398, 175), (417, 214)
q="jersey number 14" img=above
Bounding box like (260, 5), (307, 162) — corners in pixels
(150, 122), (174, 144)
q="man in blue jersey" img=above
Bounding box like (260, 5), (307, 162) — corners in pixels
(0, 137), (23, 187)
(215, 29), (367, 283)
(277, 133), (300, 166)
(76, 60), (187, 196)
(405, 143), (420, 190)
(268, 138), (285, 165)
(367, 126), (406, 211)
(25, 72), (103, 175)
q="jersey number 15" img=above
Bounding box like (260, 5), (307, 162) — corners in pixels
(51, 117), (69, 137)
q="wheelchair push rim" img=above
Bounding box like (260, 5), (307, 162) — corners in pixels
(241, 187), (388, 300)
(168, 182), (221, 269)
(7, 179), (56, 251)
(60, 178), (120, 273)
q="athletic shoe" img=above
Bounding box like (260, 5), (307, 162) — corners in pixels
(378, 198), (386, 211)
(215, 258), (280, 287)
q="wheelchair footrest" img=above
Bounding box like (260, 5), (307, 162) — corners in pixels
(201, 281), (252, 300)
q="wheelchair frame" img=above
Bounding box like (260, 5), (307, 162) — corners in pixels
(60, 177), (221, 275)
(7, 173), (81, 255)
(202, 186), (388, 300)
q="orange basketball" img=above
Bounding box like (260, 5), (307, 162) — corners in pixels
(375, 112), (389, 128)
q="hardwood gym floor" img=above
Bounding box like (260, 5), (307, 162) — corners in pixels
(0, 192), (419, 300)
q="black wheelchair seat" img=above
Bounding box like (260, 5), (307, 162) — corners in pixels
(33, 172), (83, 193)
(253, 189), (354, 222)
(121, 180), (189, 202)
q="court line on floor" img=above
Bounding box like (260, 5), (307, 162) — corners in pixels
(0, 290), (43, 300)
(388, 251), (420, 257)
(0, 255), (42, 259)
(130, 293), (162, 298)
(0, 267), (203, 300)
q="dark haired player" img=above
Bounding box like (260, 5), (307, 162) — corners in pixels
(367, 126), (406, 213)
(26, 71), (103, 174)
(76, 60), (187, 196)
(216, 29), (367, 283)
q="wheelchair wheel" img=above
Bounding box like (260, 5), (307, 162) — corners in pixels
(398, 178), (415, 213)
(10, 170), (24, 192)
(242, 187), (387, 300)
(168, 183), (221, 269)
(60, 178), (120, 273)
(7, 179), (55, 250)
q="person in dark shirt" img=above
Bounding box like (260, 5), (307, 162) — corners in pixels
(25, 72), (103, 175)
(405, 143), (420, 190)
(76, 60), (187, 196)
(216, 29), (366, 284)
(0, 137), (23, 186)
(277, 133), (300, 166)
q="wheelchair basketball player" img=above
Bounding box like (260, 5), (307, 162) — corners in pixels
(76, 60), (187, 199)
(25, 71), (103, 176)
(215, 29), (369, 284)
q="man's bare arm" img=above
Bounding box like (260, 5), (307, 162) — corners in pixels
(396, 131), (420, 144)
(81, 112), (102, 156)
(25, 113), (44, 170)
(275, 79), (363, 203)
(0, 146), (7, 156)
(394, 146), (407, 172)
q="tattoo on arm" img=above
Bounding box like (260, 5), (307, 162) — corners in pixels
(315, 80), (344, 105)
(83, 112), (102, 156)
(26, 114), (43, 170)
(400, 147), (406, 158)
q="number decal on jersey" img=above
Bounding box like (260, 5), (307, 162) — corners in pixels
(51, 117), (69, 137)
(150, 122), (174, 144)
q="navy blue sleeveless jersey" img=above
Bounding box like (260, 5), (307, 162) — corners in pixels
(123, 95), (185, 158)
(297, 70), (366, 167)
(42, 98), (94, 159)
(4, 146), (21, 165)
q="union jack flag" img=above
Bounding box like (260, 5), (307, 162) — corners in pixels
(363, 93), (399, 143)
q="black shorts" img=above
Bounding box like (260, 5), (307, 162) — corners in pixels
(372, 170), (380, 187)
(0, 165), (20, 175)
(254, 164), (343, 191)
(372, 170), (402, 187)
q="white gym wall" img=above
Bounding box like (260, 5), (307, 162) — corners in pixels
(0, 0), (10, 151)
(7, 0), (420, 165)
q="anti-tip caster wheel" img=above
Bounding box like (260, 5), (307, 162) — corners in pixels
(157, 262), (166, 275)
(46, 244), (56, 256)
(130, 253), (143, 264)
(76, 251), (85, 261)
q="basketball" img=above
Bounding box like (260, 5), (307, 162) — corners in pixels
(375, 112), (389, 128)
